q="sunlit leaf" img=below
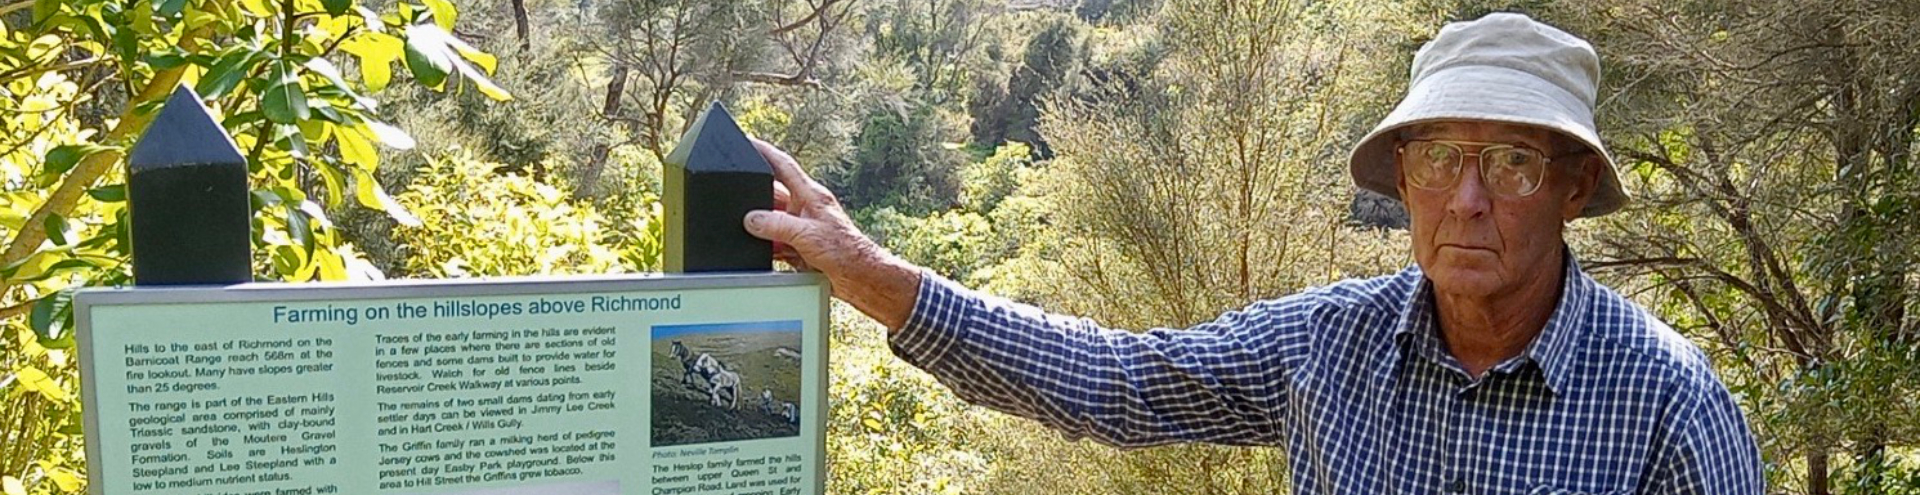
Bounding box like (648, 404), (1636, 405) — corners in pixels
(342, 33), (403, 91)
(335, 123), (378, 170)
(48, 468), (79, 491)
(365, 120), (415, 149)
(3, 250), (60, 282)
(31, 0), (60, 24)
(422, 0), (457, 31)
(304, 58), (377, 110)
(402, 25), (452, 88)
(15, 366), (68, 402)
(2, 475), (22, 495)
(355, 5), (385, 33)
(353, 168), (421, 226)
(298, 200), (336, 229)
(130, 0), (156, 35)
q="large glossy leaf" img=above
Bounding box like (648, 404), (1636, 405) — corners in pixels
(335, 123), (378, 170)
(400, 24), (509, 100)
(13, 366), (68, 402)
(365, 119), (415, 149)
(304, 57), (377, 110)
(402, 25), (451, 88)
(260, 62), (310, 124)
(195, 48), (258, 98)
(342, 32), (403, 91)
(421, 0), (457, 31)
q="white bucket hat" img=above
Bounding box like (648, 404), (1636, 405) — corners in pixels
(1348, 12), (1627, 217)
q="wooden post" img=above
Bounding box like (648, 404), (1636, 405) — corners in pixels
(125, 85), (251, 286)
(662, 101), (774, 273)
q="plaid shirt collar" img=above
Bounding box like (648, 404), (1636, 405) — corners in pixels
(1390, 251), (1594, 395)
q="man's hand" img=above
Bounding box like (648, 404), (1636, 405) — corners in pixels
(742, 138), (921, 331)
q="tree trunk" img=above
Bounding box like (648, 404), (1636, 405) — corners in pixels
(510, 0), (531, 51)
(574, 144), (611, 200)
(602, 65), (628, 116)
(1808, 447), (1830, 495)
(576, 65), (630, 200)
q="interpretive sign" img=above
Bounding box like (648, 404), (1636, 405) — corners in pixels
(76, 273), (828, 495)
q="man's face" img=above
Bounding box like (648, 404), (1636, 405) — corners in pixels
(1395, 121), (1599, 298)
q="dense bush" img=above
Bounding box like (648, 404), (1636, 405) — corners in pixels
(391, 151), (659, 277)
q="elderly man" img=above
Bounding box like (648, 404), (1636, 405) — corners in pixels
(742, 13), (1763, 494)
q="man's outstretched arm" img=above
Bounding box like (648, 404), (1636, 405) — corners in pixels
(741, 139), (1301, 447)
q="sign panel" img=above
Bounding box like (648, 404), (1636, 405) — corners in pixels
(77, 273), (828, 495)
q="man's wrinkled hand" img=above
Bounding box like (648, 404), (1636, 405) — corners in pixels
(742, 138), (920, 330)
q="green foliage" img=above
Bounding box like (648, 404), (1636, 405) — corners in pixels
(1, 0), (508, 491)
(960, 141), (1034, 213)
(2, 0), (1914, 493)
(985, 16), (1080, 154)
(391, 151), (659, 278)
(828, 99), (966, 213)
(867, 207), (997, 284)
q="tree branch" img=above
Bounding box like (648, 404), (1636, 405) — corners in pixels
(769, 0), (838, 35)
(0, 0), (31, 17)
(1, 30), (208, 280)
(0, 299), (31, 322)
(732, 71), (821, 88)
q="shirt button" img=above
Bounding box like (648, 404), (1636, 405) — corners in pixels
(1448, 478), (1466, 493)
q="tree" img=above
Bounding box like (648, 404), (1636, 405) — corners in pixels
(0, 0), (507, 491)
(971, 15), (1079, 155)
(1557, 1), (1920, 492)
(984, 0), (1414, 491)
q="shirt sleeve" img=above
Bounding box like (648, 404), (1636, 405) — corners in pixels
(1641, 363), (1766, 494)
(888, 270), (1309, 448)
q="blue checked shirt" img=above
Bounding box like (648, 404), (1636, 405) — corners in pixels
(890, 258), (1764, 494)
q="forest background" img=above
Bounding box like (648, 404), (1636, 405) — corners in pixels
(2, 0), (1916, 493)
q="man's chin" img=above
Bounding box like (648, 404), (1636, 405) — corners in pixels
(1422, 265), (1505, 298)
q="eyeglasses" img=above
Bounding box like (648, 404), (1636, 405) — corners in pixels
(1395, 140), (1555, 197)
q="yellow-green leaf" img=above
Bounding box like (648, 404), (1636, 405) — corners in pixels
(453, 44), (496, 74)
(304, 58), (377, 110)
(130, 0), (156, 34)
(239, 0), (274, 17)
(335, 124), (378, 170)
(49, 468), (79, 491)
(460, 67), (512, 101)
(352, 168), (420, 227)
(314, 248), (347, 281)
(421, 0), (456, 31)
(342, 33), (402, 91)
(5, 250), (60, 282)
(15, 366), (69, 402)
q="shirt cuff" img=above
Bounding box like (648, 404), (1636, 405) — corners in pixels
(888, 268), (972, 370)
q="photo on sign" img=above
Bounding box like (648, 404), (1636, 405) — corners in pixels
(651, 320), (803, 447)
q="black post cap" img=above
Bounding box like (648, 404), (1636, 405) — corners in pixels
(662, 101), (774, 273)
(125, 85), (252, 286)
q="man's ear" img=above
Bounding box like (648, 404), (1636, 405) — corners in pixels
(1560, 155), (1602, 221)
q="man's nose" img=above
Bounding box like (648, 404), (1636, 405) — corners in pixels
(1446, 161), (1491, 219)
